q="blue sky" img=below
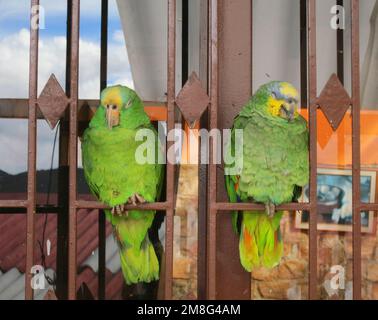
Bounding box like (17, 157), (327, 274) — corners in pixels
(0, 0), (120, 42)
(0, 0), (134, 174)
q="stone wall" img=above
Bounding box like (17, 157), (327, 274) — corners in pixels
(171, 166), (378, 300)
(251, 212), (378, 300)
(172, 164), (198, 299)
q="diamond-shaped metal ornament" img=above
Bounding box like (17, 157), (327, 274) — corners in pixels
(316, 73), (352, 131)
(176, 72), (210, 127)
(38, 74), (69, 129)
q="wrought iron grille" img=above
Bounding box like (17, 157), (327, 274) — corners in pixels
(0, 0), (374, 300)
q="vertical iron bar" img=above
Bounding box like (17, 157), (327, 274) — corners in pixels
(56, 0), (72, 299)
(68, 0), (80, 300)
(166, 0), (176, 300)
(337, 0), (344, 84)
(197, 0), (209, 300)
(98, 0), (108, 300)
(25, 0), (39, 300)
(351, 0), (361, 300)
(308, 0), (318, 300)
(182, 0), (189, 86)
(300, 0), (308, 108)
(207, 0), (217, 300)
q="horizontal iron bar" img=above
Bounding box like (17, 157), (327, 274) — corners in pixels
(0, 206), (61, 213)
(0, 200), (28, 208)
(359, 203), (378, 211)
(0, 98), (165, 120)
(213, 202), (311, 211)
(75, 200), (171, 211)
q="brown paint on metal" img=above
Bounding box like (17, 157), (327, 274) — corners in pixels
(197, 0), (209, 300)
(207, 0), (218, 300)
(25, 0), (39, 300)
(359, 203), (378, 211)
(98, 0), (108, 301)
(316, 73), (351, 131)
(0, 200), (28, 208)
(337, 0), (344, 85)
(351, 0), (361, 301)
(165, 0), (176, 300)
(176, 72), (210, 127)
(68, 0), (80, 300)
(37, 74), (69, 129)
(212, 0), (252, 300)
(214, 202), (311, 212)
(75, 200), (170, 211)
(300, 0), (308, 108)
(308, 0), (318, 300)
(55, 0), (72, 298)
(0, 98), (166, 120)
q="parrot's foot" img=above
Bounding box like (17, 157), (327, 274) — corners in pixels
(265, 202), (276, 218)
(111, 204), (128, 217)
(127, 193), (147, 205)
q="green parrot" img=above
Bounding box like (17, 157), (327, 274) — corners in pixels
(225, 81), (309, 272)
(81, 85), (164, 285)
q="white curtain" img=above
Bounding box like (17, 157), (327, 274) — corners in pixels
(116, 0), (376, 105)
(362, 0), (378, 109)
(253, 0), (376, 99)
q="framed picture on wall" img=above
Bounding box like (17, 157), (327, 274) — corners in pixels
(295, 168), (377, 233)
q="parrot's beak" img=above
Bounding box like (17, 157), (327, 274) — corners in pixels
(280, 103), (296, 122)
(106, 105), (120, 129)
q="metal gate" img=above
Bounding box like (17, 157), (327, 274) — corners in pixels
(0, 0), (373, 300)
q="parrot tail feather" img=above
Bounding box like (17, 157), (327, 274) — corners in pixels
(117, 234), (160, 285)
(106, 210), (160, 285)
(239, 211), (284, 272)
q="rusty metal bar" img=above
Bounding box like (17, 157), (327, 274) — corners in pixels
(214, 202), (311, 211)
(55, 0), (72, 299)
(307, 0), (318, 300)
(0, 98), (165, 119)
(75, 200), (170, 210)
(337, 0), (344, 84)
(300, 0), (308, 108)
(197, 0), (209, 300)
(351, 0), (361, 300)
(207, 0), (218, 300)
(165, 0), (176, 300)
(98, 0), (108, 300)
(0, 200), (28, 208)
(215, 0), (252, 300)
(68, 0), (80, 300)
(25, 0), (39, 300)
(359, 204), (378, 211)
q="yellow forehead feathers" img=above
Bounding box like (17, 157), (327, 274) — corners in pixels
(280, 83), (299, 100)
(101, 87), (123, 107)
(267, 83), (299, 117)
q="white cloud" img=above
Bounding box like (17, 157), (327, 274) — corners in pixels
(0, 0), (120, 20)
(112, 29), (124, 43)
(0, 28), (133, 174)
(0, 28), (133, 98)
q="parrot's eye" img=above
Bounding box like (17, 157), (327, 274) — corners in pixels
(106, 105), (109, 109)
(288, 98), (294, 104)
(112, 105), (117, 110)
